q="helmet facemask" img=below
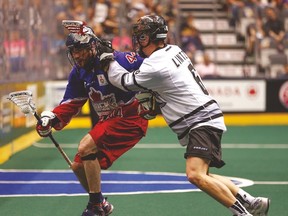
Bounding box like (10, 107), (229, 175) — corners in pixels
(66, 33), (97, 71)
(132, 15), (168, 58)
(132, 24), (150, 58)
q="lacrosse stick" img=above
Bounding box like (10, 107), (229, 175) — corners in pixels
(62, 20), (103, 43)
(7, 90), (72, 167)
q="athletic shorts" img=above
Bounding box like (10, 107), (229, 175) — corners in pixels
(73, 115), (148, 169)
(184, 126), (225, 168)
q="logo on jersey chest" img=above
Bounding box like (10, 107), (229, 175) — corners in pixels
(97, 74), (108, 86)
(88, 87), (117, 113)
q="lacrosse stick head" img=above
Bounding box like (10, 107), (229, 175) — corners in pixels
(7, 91), (36, 115)
(62, 20), (102, 42)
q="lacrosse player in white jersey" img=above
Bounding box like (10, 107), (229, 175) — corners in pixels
(98, 15), (270, 216)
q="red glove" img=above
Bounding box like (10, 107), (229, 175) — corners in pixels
(36, 111), (56, 137)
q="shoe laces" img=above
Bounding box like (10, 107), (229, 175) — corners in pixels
(102, 198), (109, 207)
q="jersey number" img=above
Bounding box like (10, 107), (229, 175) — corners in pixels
(125, 52), (137, 64)
(188, 63), (209, 95)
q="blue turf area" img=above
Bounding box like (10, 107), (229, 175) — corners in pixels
(0, 170), (250, 196)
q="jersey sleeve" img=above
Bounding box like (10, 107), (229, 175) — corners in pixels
(108, 58), (158, 92)
(60, 68), (88, 102)
(52, 68), (88, 130)
(114, 51), (144, 72)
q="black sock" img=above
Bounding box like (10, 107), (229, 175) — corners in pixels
(89, 192), (104, 204)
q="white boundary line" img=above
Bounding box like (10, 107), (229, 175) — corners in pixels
(33, 142), (288, 149)
(253, 181), (288, 185)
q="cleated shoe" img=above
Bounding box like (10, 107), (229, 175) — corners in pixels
(82, 202), (105, 216)
(102, 198), (114, 215)
(246, 197), (270, 216)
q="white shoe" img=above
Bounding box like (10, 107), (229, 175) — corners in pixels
(246, 197), (270, 216)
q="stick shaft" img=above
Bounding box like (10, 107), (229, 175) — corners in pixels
(34, 112), (72, 167)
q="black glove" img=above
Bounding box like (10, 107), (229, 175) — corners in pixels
(101, 40), (112, 49)
(97, 40), (114, 72)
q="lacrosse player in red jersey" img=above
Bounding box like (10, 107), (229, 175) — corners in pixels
(99, 15), (270, 216)
(36, 23), (157, 216)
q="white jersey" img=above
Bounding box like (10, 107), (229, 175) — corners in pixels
(108, 44), (226, 146)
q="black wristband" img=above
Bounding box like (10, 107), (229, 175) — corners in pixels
(51, 116), (60, 127)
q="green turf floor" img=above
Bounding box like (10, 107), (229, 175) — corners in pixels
(0, 126), (288, 216)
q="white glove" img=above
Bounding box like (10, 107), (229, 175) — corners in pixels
(36, 111), (56, 137)
(135, 92), (157, 120)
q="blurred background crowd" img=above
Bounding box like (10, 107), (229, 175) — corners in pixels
(0, 0), (288, 83)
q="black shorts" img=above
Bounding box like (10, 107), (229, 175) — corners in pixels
(184, 126), (225, 168)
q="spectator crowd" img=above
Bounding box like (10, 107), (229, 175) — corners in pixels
(1, 0), (288, 82)
(225, 0), (288, 77)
